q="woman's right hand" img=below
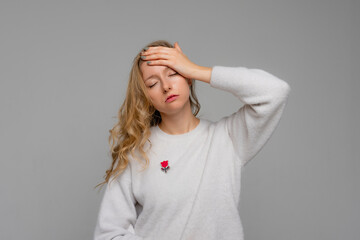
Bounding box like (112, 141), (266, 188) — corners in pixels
(140, 42), (212, 83)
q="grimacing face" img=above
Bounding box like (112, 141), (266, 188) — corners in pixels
(140, 62), (192, 116)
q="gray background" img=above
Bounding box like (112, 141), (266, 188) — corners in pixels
(0, 0), (359, 239)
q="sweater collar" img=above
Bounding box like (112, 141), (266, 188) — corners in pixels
(152, 118), (206, 141)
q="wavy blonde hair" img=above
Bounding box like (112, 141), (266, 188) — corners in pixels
(95, 40), (201, 189)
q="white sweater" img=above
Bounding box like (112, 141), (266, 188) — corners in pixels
(94, 66), (291, 240)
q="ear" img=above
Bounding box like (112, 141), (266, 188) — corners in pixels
(187, 78), (193, 86)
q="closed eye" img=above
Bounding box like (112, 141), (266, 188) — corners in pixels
(149, 73), (178, 88)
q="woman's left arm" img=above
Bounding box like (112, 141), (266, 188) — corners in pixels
(209, 66), (291, 167)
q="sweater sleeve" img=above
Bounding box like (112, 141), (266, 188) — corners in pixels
(93, 164), (144, 240)
(209, 66), (291, 167)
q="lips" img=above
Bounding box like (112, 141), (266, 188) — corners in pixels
(166, 94), (179, 102)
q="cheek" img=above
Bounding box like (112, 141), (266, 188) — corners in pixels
(147, 94), (155, 104)
(147, 90), (160, 104)
(181, 82), (191, 95)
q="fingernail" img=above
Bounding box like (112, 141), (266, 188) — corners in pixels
(143, 47), (149, 51)
(141, 56), (146, 59)
(147, 61), (151, 64)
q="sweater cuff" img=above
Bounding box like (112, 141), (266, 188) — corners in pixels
(209, 66), (248, 94)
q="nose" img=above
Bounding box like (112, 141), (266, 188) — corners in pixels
(162, 79), (172, 93)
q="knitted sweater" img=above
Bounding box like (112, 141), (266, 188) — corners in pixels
(94, 66), (291, 240)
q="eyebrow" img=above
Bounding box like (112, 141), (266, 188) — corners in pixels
(144, 67), (172, 82)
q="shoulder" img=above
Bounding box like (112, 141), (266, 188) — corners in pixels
(198, 117), (229, 137)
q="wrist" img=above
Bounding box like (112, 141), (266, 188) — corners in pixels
(193, 65), (212, 84)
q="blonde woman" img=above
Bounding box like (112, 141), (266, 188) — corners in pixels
(93, 40), (291, 240)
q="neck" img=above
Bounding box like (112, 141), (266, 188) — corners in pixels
(158, 104), (200, 135)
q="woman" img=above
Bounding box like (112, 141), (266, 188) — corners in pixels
(93, 40), (291, 240)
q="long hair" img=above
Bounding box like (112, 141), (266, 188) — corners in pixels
(95, 40), (201, 189)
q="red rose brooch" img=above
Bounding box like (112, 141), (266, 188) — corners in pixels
(160, 160), (170, 173)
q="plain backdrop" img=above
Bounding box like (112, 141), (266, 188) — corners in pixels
(0, 0), (359, 239)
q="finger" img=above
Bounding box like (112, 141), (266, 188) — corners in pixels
(146, 59), (168, 66)
(141, 53), (170, 61)
(142, 46), (170, 55)
(141, 49), (165, 57)
(174, 42), (182, 53)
